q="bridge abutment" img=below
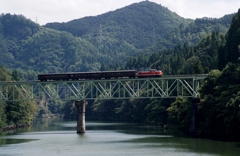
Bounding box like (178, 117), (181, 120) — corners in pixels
(75, 100), (87, 133)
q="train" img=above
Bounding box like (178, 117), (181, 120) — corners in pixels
(38, 69), (163, 81)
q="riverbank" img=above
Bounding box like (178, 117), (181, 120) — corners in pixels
(1, 123), (31, 132)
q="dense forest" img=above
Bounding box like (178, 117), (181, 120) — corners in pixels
(0, 1), (239, 141)
(86, 9), (240, 141)
(0, 1), (234, 76)
(0, 66), (38, 130)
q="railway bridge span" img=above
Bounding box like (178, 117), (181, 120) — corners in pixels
(0, 74), (206, 102)
(0, 74), (206, 133)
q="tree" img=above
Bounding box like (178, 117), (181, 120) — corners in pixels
(198, 62), (240, 140)
(11, 70), (20, 81)
(200, 69), (221, 95)
(218, 9), (240, 69)
(167, 97), (191, 131)
(0, 65), (38, 128)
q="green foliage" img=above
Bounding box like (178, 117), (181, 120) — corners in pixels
(88, 19), (231, 129)
(164, 15), (232, 47)
(198, 62), (240, 141)
(0, 102), (7, 128)
(218, 9), (240, 69)
(0, 2), (239, 142)
(90, 97), (173, 126)
(5, 100), (38, 125)
(0, 66), (9, 128)
(144, 99), (170, 126)
(43, 1), (231, 72)
(45, 1), (192, 49)
(91, 99), (118, 121)
(0, 2), (233, 78)
(0, 13), (39, 40)
(11, 70), (20, 81)
(161, 10), (240, 140)
(62, 101), (77, 120)
(12, 28), (100, 72)
(0, 65), (11, 81)
(200, 70), (221, 95)
(0, 66), (38, 129)
(167, 97), (191, 131)
(123, 32), (225, 75)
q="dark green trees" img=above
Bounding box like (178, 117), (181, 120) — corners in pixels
(123, 32), (225, 75)
(197, 9), (240, 140)
(218, 9), (240, 69)
(0, 66), (38, 129)
(198, 63), (240, 140)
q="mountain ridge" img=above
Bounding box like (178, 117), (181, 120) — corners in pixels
(0, 1), (234, 77)
(45, 1), (193, 49)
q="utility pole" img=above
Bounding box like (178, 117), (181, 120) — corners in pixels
(36, 16), (38, 24)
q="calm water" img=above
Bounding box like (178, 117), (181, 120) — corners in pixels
(0, 119), (240, 156)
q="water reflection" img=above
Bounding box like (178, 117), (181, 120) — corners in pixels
(0, 138), (37, 146)
(0, 119), (240, 156)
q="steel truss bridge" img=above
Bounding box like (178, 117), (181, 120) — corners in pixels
(0, 75), (206, 102)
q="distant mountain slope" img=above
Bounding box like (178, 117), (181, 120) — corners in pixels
(45, 1), (233, 50)
(163, 14), (234, 46)
(45, 1), (192, 49)
(0, 1), (234, 77)
(0, 14), (101, 73)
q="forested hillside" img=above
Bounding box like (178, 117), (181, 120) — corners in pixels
(45, 1), (233, 55)
(0, 14), (104, 75)
(87, 31), (227, 127)
(0, 1), (239, 141)
(45, 1), (192, 50)
(122, 31), (225, 74)
(0, 66), (38, 129)
(0, 1), (233, 79)
(196, 9), (240, 140)
(87, 9), (240, 141)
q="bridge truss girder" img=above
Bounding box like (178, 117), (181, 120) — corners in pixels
(0, 76), (205, 102)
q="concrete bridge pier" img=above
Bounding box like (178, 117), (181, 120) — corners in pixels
(75, 100), (87, 133)
(190, 98), (200, 135)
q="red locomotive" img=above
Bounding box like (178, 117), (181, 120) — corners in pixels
(136, 69), (163, 78)
(38, 69), (163, 81)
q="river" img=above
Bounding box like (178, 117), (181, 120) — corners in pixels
(0, 119), (240, 156)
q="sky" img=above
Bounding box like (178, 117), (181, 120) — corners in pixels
(0, 0), (239, 25)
